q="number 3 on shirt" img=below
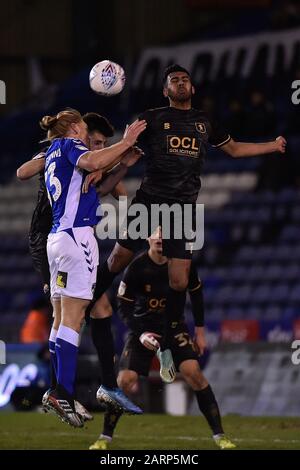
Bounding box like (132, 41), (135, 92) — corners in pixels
(45, 162), (62, 203)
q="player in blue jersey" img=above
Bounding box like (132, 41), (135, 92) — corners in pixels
(41, 108), (146, 427)
(17, 112), (144, 420)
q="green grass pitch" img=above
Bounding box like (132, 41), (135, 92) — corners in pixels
(0, 412), (300, 450)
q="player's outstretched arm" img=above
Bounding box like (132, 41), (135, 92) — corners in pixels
(221, 136), (286, 158)
(78, 120), (146, 172)
(97, 164), (128, 196)
(82, 146), (142, 195)
(16, 153), (45, 180)
(111, 181), (127, 199)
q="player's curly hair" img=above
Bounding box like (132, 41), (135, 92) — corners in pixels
(162, 64), (191, 86)
(40, 108), (83, 141)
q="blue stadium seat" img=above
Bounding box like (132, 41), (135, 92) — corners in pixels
(247, 264), (265, 282)
(271, 284), (290, 303)
(284, 264), (300, 282)
(263, 264), (283, 282)
(215, 285), (235, 305)
(252, 284), (272, 304)
(235, 245), (256, 263)
(208, 307), (225, 320)
(264, 305), (282, 320)
(290, 286), (300, 304)
(231, 285), (253, 304)
(244, 306), (263, 319)
(228, 265), (248, 282)
(280, 225), (300, 242)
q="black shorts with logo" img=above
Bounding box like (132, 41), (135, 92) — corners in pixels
(117, 189), (197, 260)
(119, 322), (198, 376)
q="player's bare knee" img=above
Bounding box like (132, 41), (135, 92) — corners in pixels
(72, 313), (86, 333)
(169, 276), (188, 291)
(117, 370), (137, 394)
(180, 360), (207, 389)
(90, 308), (112, 319)
(107, 253), (123, 272)
(192, 372), (208, 390)
(61, 308), (86, 333)
(90, 299), (113, 319)
(107, 244), (133, 272)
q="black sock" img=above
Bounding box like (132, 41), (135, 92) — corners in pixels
(195, 385), (224, 435)
(49, 359), (57, 390)
(86, 261), (119, 315)
(55, 383), (75, 410)
(102, 407), (123, 438)
(90, 317), (118, 388)
(161, 287), (186, 350)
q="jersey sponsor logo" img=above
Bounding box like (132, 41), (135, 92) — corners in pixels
(118, 281), (127, 297)
(56, 271), (68, 288)
(148, 297), (166, 309)
(195, 122), (206, 133)
(167, 135), (200, 157)
(164, 122), (171, 129)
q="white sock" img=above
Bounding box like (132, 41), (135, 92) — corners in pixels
(100, 434), (112, 442)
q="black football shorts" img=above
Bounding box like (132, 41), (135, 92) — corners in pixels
(117, 189), (196, 260)
(119, 322), (198, 376)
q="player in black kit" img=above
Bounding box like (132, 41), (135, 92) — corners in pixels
(89, 64), (287, 384)
(89, 228), (236, 450)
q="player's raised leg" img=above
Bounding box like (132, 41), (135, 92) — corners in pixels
(157, 257), (191, 383)
(89, 245), (142, 414)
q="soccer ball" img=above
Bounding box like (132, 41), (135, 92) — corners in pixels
(89, 60), (126, 96)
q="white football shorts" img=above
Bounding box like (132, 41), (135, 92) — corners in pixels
(47, 226), (99, 300)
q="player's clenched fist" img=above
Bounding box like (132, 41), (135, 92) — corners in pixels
(275, 136), (287, 154)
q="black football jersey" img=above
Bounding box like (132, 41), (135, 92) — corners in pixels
(138, 107), (230, 203)
(29, 150), (53, 238)
(118, 251), (176, 333)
